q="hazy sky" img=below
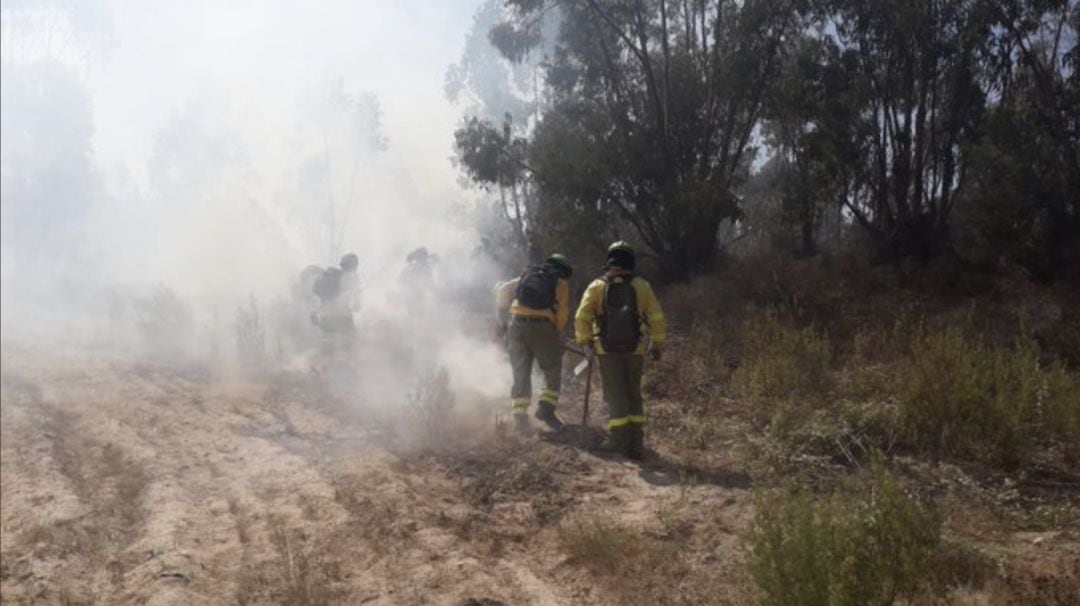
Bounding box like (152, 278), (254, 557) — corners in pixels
(15, 0), (497, 297)
(92, 0), (477, 194)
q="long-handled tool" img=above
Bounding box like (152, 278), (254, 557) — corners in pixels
(564, 345), (594, 427)
(580, 353), (593, 427)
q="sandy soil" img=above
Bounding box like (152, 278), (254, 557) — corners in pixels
(2, 338), (1077, 605)
(0, 340), (753, 605)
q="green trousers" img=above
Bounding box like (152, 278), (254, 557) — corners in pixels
(507, 317), (562, 416)
(598, 353), (645, 452)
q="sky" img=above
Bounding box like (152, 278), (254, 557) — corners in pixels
(1, 0), (512, 394)
(62, 0), (490, 298)
(91, 0), (476, 195)
(2, 0), (518, 317)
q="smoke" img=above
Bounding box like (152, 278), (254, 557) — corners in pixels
(1, 0), (519, 431)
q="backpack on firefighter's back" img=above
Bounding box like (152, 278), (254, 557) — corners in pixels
(515, 265), (560, 310)
(313, 267), (343, 302)
(600, 275), (640, 353)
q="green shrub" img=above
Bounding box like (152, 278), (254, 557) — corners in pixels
(749, 463), (939, 606)
(899, 327), (1079, 465)
(732, 310), (833, 418)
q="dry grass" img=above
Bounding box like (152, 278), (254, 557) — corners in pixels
(229, 497), (252, 544)
(267, 521), (346, 606)
(235, 294), (267, 372)
(557, 511), (738, 606)
(405, 365), (456, 449)
(330, 471), (416, 554)
(21, 408), (149, 560)
(558, 514), (647, 568)
(657, 261), (1080, 470)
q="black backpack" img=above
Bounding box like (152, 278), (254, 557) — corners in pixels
(515, 265), (559, 310)
(600, 275), (640, 353)
(313, 267), (342, 302)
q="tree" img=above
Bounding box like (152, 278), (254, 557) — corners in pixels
(761, 31), (858, 257)
(445, 0), (553, 128)
(810, 0), (993, 264)
(950, 1), (1079, 279)
(447, 0), (558, 265)
(283, 79), (387, 262)
(481, 0), (797, 280)
(0, 0), (111, 282)
(453, 114), (535, 254)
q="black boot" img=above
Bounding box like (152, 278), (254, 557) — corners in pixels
(598, 425), (629, 455)
(626, 424), (646, 461)
(514, 414), (533, 435)
(535, 402), (565, 432)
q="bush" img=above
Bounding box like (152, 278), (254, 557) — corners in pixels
(749, 463), (939, 606)
(235, 294), (266, 371)
(406, 366), (456, 446)
(899, 327), (1079, 465)
(132, 284), (192, 357)
(732, 310), (833, 418)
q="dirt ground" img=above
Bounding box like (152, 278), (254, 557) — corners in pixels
(0, 340), (754, 605)
(1, 338), (1077, 605)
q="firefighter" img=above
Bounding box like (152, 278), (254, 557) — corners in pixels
(399, 246), (438, 315)
(494, 254), (574, 434)
(574, 241), (666, 460)
(312, 253), (361, 353)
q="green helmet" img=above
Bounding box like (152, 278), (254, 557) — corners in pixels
(545, 253), (573, 277)
(340, 253), (359, 271)
(606, 240), (636, 270)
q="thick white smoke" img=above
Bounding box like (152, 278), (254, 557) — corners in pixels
(1, 0), (518, 427)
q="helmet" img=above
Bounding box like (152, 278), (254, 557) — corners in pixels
(340, 253), (359, 271)
(407, 247), (430, 264)
(607, 240), (635, 256)
(545, 253), (573, 278)
(606, 241), (636, 270)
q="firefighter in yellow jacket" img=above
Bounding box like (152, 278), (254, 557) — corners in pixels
(495, 254), (574, 434)
(574, 242), (666, 459)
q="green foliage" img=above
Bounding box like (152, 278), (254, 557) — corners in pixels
(749, 463), (939, 606)
(954, 101), (1080, 280)
(453, 116), (528, 188)
(733, 310), (833, 409)
(462, 0), (794, 279)
(451, 0), (1077, 280)
(898, 327), (1080, 465)
(453, 115), (533, 254)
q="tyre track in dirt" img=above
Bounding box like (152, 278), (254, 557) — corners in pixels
(2, 342), (756, 605)
(0, 344), (363, 604)
(0, 345), (571, 604)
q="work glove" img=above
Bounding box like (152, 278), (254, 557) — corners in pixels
(649, 346), (662, 362)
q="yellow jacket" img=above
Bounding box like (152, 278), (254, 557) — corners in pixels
(574, 270), (666, 355)
(494, 276), (571, 333)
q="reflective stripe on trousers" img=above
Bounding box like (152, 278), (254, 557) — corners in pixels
(539, 388), (559, 405)
(608, 415), (646, 429)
